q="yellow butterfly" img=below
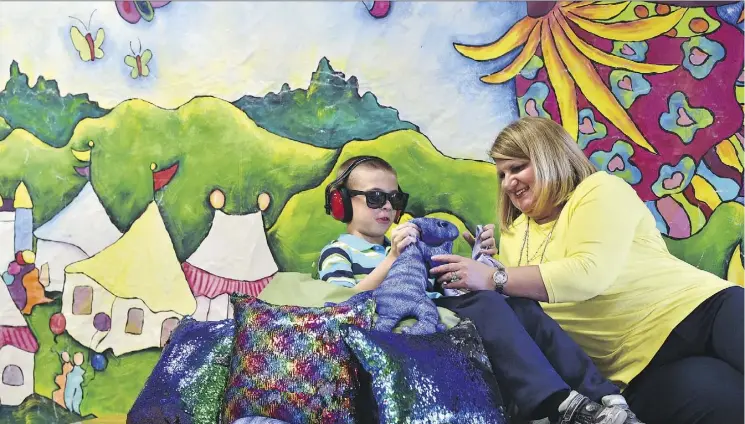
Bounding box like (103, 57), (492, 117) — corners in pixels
(124, 40), (152, 78)
(69, 10), (104, 62)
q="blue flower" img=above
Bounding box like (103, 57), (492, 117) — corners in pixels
(652, 156), (697, 196)
(659, 92), (714, 144)
(681, 36), (725, 80)
(577, 109), (607, 149)
(590, 140), (641, 185)
(611, 41), (648, 62)
(519, 56), (544, 80)
(517, 82), (551, 118)
(610, 70), (651, 109)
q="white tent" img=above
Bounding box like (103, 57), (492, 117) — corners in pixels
(186, 210), (277, 281)
(34, 183), (122, 291)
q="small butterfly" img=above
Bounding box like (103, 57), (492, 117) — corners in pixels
(116, 1), (171, 24)
(124, 39), (152, 79)
(69, 10), (104, 62)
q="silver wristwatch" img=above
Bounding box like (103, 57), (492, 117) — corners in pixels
(492, 262), (508, 294)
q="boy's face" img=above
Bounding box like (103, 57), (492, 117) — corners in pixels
(346, 167), (399, 239)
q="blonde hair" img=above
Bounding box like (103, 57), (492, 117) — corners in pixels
(490, 116), (597, 231)
(336, 156), (397, 188)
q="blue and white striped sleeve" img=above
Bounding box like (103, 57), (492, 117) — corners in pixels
(318, 245), (357, 288)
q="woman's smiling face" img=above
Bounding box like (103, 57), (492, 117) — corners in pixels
(496, 158), (537, 215)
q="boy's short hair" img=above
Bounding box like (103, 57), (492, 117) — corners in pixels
(336, 156), (397, 187)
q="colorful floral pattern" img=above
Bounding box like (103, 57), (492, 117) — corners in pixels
(518, 82), (551, 119)
(456, 1), (744, 241)
(660, 92), (715, 145)
(652, 155), (697, 197)
(681, 36), (726, 80)
(611, 41), (648, 62)
(590, 140), (642, 185)
(520, 56), (545, 80)
(578, 108), (608, 149)
(610, 70), (651, 109)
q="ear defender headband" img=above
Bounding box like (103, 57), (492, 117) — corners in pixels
(324, 157), (408, 224)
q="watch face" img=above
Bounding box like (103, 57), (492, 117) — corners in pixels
(493, 270), (507, 285)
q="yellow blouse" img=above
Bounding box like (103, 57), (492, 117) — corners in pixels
(498, 171), (733, 388)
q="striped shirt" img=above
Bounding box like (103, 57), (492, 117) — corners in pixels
(317, 233), (441, 299)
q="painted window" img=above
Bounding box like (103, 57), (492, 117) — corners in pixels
(2, 365), (23, 386)
(125, 308), (144, 335)
(160, 318), (179, 347)
(72, 286), (93, 315)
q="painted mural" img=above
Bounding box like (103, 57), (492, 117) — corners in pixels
(0, 1), (742, 421)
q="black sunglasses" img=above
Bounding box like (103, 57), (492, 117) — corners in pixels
(348, 190), (409, 210)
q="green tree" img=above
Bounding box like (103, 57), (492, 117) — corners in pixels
(0, 61), (107, 147)
(234, 57), (416, 148)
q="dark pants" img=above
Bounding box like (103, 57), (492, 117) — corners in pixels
(623, 286), (744, 424)
(434, 291), (619, 418)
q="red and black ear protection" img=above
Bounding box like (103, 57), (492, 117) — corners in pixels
(324, 156), (408, 224)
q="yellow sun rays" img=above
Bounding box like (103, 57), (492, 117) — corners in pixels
(454, 1), (689, 154)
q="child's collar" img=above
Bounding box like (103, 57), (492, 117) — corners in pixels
(338, 233), (391, 250)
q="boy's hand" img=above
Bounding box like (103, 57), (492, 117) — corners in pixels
(390, 222), (420, 258)
(463, 224), (497, 256)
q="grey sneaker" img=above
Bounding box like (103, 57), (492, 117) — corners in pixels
(601, 395), (645, 424)
(557, 391), (628, 424)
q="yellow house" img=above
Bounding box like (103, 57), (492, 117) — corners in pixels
(61, 201), (196, 356)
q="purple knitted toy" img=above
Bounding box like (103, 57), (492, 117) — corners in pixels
(444, 224), (501, 297)
(372, 217), (458, 335)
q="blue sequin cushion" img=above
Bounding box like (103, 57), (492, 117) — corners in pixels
(342, 318), (508, 424)
(128, 317), (234, 424)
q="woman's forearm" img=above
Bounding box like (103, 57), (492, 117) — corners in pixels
(500, 265), (550, 302)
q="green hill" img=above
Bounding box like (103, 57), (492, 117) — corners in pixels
(234, 57), (417, 148)
(0, 129), (87, 224)
(67, 96), (337, 260)
(25, 299), (160, 419)
(0, 393), (96, 424)
(664, 201), (744, 279)
(0, 116), (10, 140)
(0, 61), (107, 147)
(266, 130), (499, 274)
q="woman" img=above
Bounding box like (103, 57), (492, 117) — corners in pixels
(431, 116), (743, 424)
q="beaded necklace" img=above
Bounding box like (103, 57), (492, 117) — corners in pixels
(517, 219), (557, 266)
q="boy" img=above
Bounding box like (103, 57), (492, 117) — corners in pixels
(319, 155), (421, 292)
(318, 156), (640, 424)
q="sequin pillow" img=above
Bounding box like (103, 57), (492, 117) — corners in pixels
(128, 317), (235, 424)
(342, 318), (508, 424)
(222, 294), (375, 424)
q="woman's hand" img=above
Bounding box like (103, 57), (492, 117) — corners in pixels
(429, 254), (496, 291)
(463, 224), (497, 256)
(390, 222), (420, 259)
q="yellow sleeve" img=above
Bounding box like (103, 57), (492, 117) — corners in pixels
(539, 173), (644, 303)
